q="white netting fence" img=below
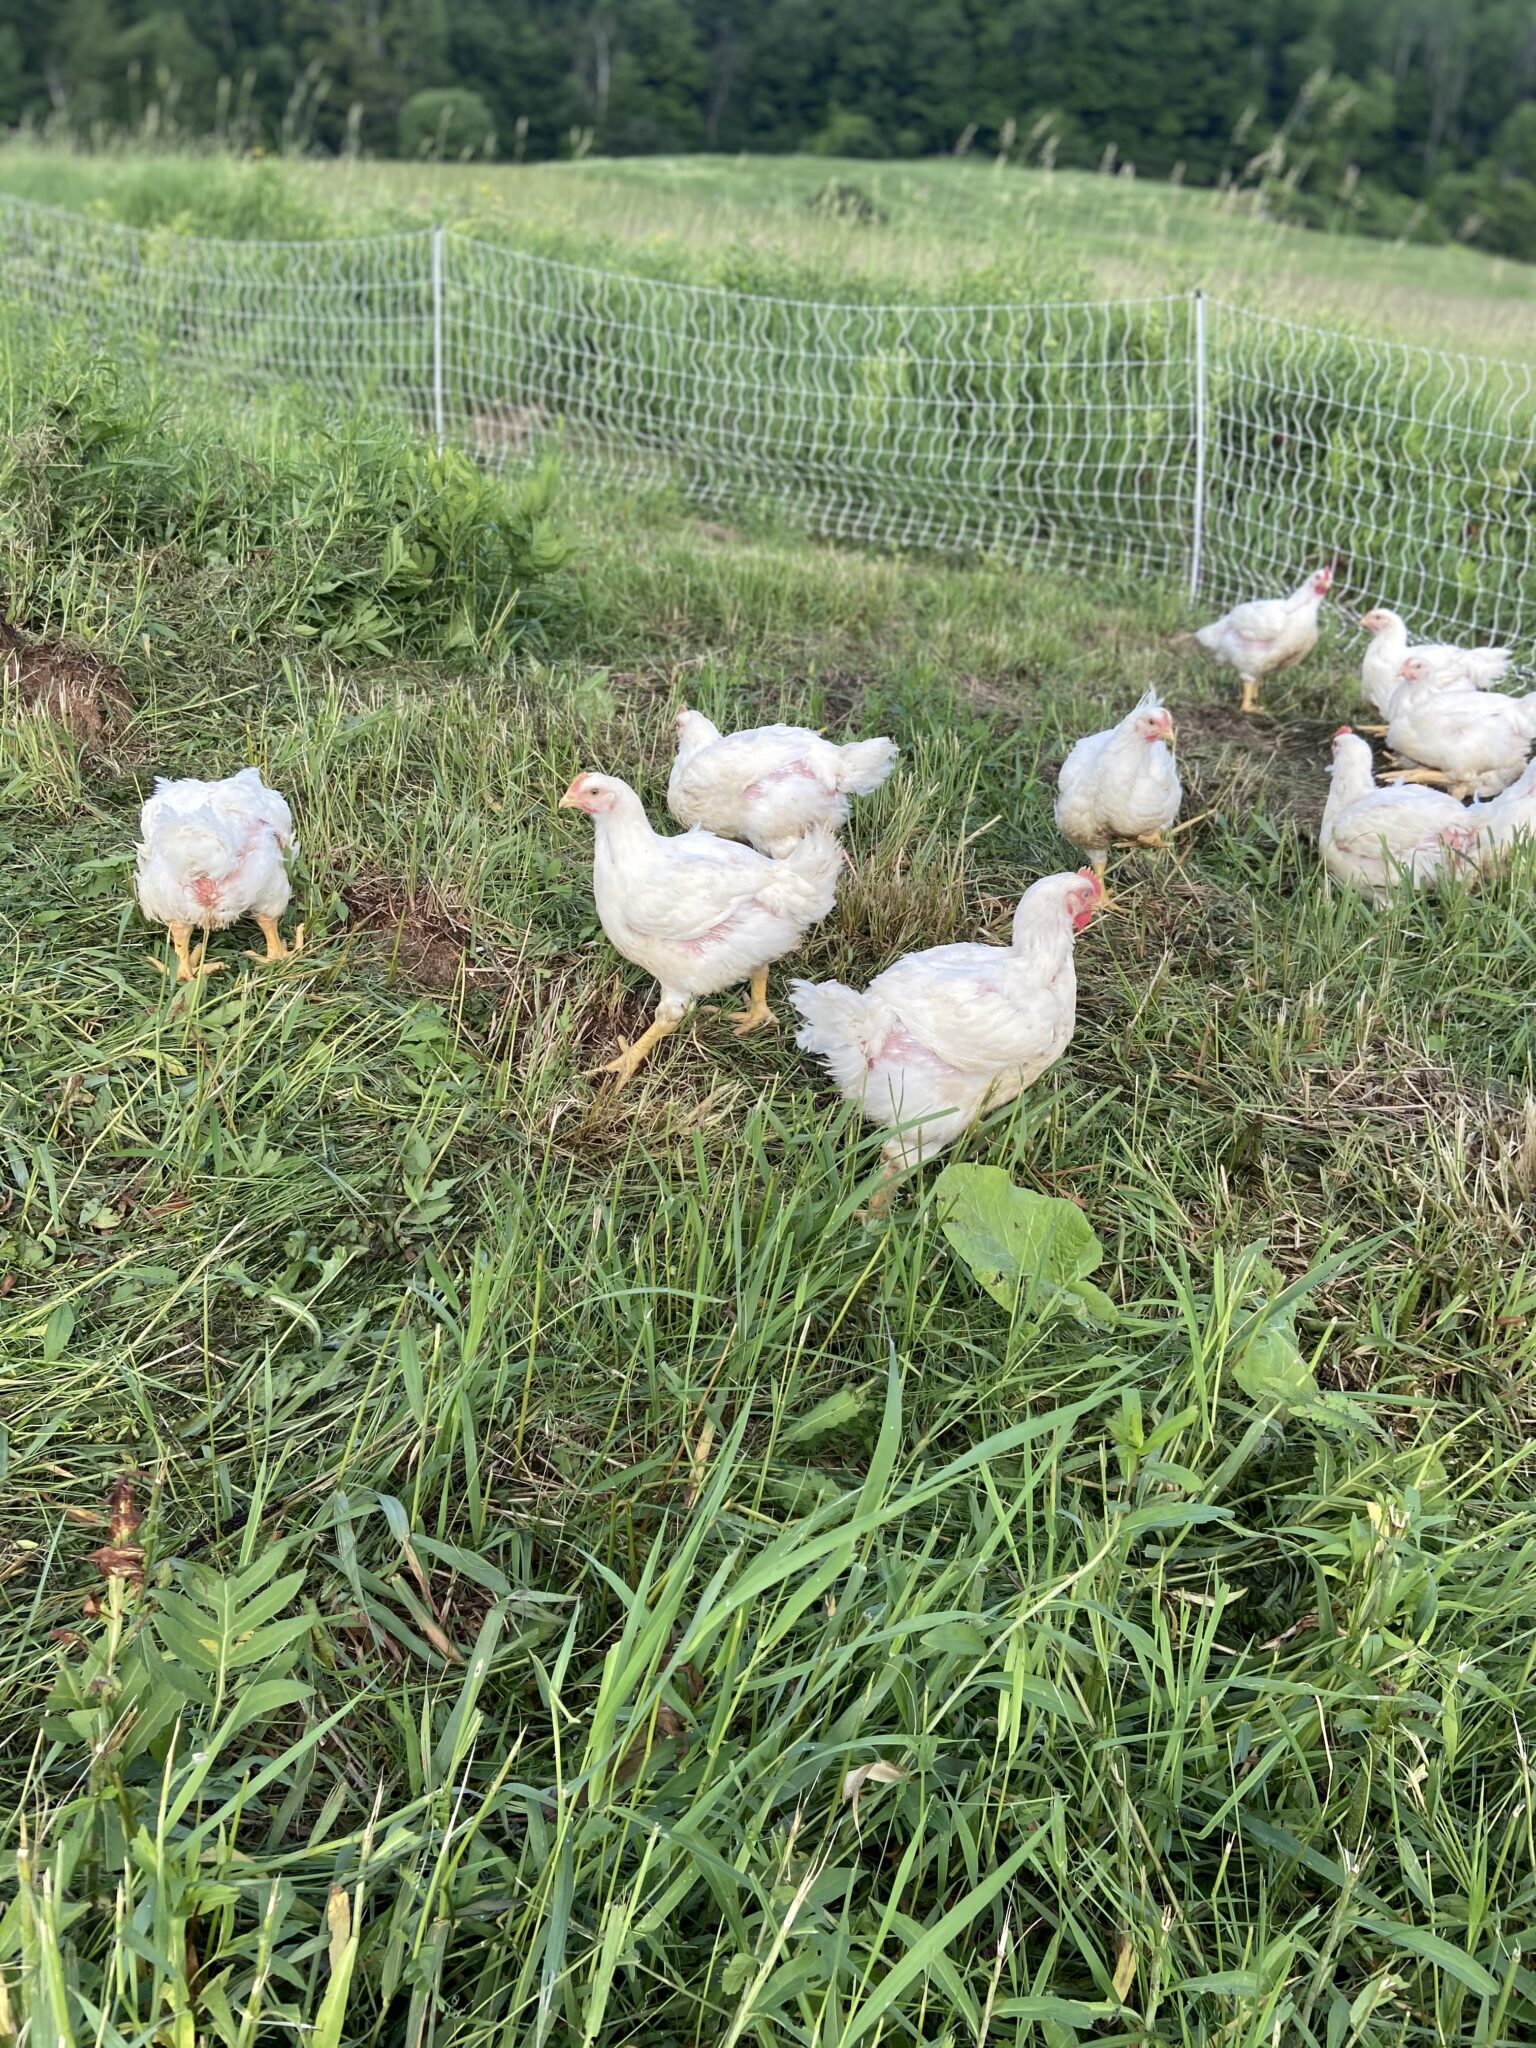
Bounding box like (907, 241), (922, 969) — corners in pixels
(0, 193), (1531, 655)
(1206, 303), (1536, 658)
(450, 241), (1198, 577)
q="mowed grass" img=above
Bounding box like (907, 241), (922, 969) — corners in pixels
(2, 142), (1534, 355)
(5, 350), (1536, 2045)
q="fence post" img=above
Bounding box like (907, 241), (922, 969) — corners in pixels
(1189, 288), (1207, 601)
(430, 226), (446, 452)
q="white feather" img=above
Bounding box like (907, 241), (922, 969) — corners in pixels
(790, 871), (1099, 1172)
(135, 767), (295, 932)
(668, 710), (897, 856)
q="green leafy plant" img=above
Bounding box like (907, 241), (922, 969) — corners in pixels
(1232, 1281), (1324, 1413)
(934, 1161), (1119, 1325)
(0, 341), (573, 661)
(3, 1491), (336, 2040)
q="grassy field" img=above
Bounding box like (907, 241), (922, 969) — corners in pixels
(369, 154), (1536, 355)
(0, 143), (1533, 354)
(4, 128), (1536, 2040)
(4, 304), (1536, 2045)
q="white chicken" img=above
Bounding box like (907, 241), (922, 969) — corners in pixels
(1385, 654), (1536, 798)
(1359, 607), (1510, 720)
(1468, 759), (1536, 877)
(1319, 728), (1474, 904)
(135, 766), (300, 982)
(667, 708), (897, 857)
(1054, 690), (1181, 874)
(1195, 565), (1333, 713)
(789, 868), (1103, 1193)
(560, 770), (842, 1087)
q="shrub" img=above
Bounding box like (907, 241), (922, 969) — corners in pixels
(808, 108), (886, 159)
(0, 339), (572, 660)
(399, 88), (497, 163)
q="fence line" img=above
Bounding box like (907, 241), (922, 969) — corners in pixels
(1188, 289), (1207, 603)
(0, 192), (1530, 657)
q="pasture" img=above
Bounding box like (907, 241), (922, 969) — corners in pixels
(2, 144), (1535, 352)
(3, 156), (1536, 2046)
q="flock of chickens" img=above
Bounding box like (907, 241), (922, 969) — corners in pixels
(133, 567), (1535, 1203)
(1195, 567), (1536, 904)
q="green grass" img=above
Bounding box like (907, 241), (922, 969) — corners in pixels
(364, 153), (1536, 354)
(4, 336), (1536, 2044)
(1, 143), (1534, 354)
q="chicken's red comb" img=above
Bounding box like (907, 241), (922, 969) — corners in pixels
(1077, 865), (1105, 888)
(1334, 725), (1353, 737)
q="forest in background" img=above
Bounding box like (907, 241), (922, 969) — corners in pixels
(13, 1), (1536, 260)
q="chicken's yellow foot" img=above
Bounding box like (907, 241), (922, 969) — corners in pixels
(1086, 859), (1121, 913)
(1383, 767), (1452, 787)
(590, 1012), (682, 1090)
(168, 921), (223, 984)
(245, 915), (304, 965)
(1134, 831), (1171, 850)
(1239, 677), (1263, 714)
(726, 966), (777, 1036)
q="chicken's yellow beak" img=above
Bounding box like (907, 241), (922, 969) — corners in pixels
(559, 776), (586, 810)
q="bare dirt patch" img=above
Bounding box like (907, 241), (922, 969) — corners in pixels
(1171, 703), (1338, 829)
(559, 967), (658, 1073)
(2, 623), (132, 748)
(341, 875), (489, 993)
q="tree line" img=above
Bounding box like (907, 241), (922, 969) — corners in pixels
(15, 1), (1536, 259)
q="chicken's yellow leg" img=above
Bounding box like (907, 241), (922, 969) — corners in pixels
(1089, 858), (1121, 914)
(167, 920), (223, 984)
(591, 1011), (682, 1090)
(726, 965), (777, 1036)
(245, 915), (304, 964)
(1239, 676), (1262, 714)
(1382, 767), (1452, 787)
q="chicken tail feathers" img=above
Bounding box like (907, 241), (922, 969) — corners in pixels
(835, 736), (898, 795)
(788, 977), (874, 1095)
(137, 809), (243, 883)
(1462, 649), (1512, 687)
(1485, 757), (1536, 817)
(1472, 758), (1536, 866)
(756, 826), (842, 924)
